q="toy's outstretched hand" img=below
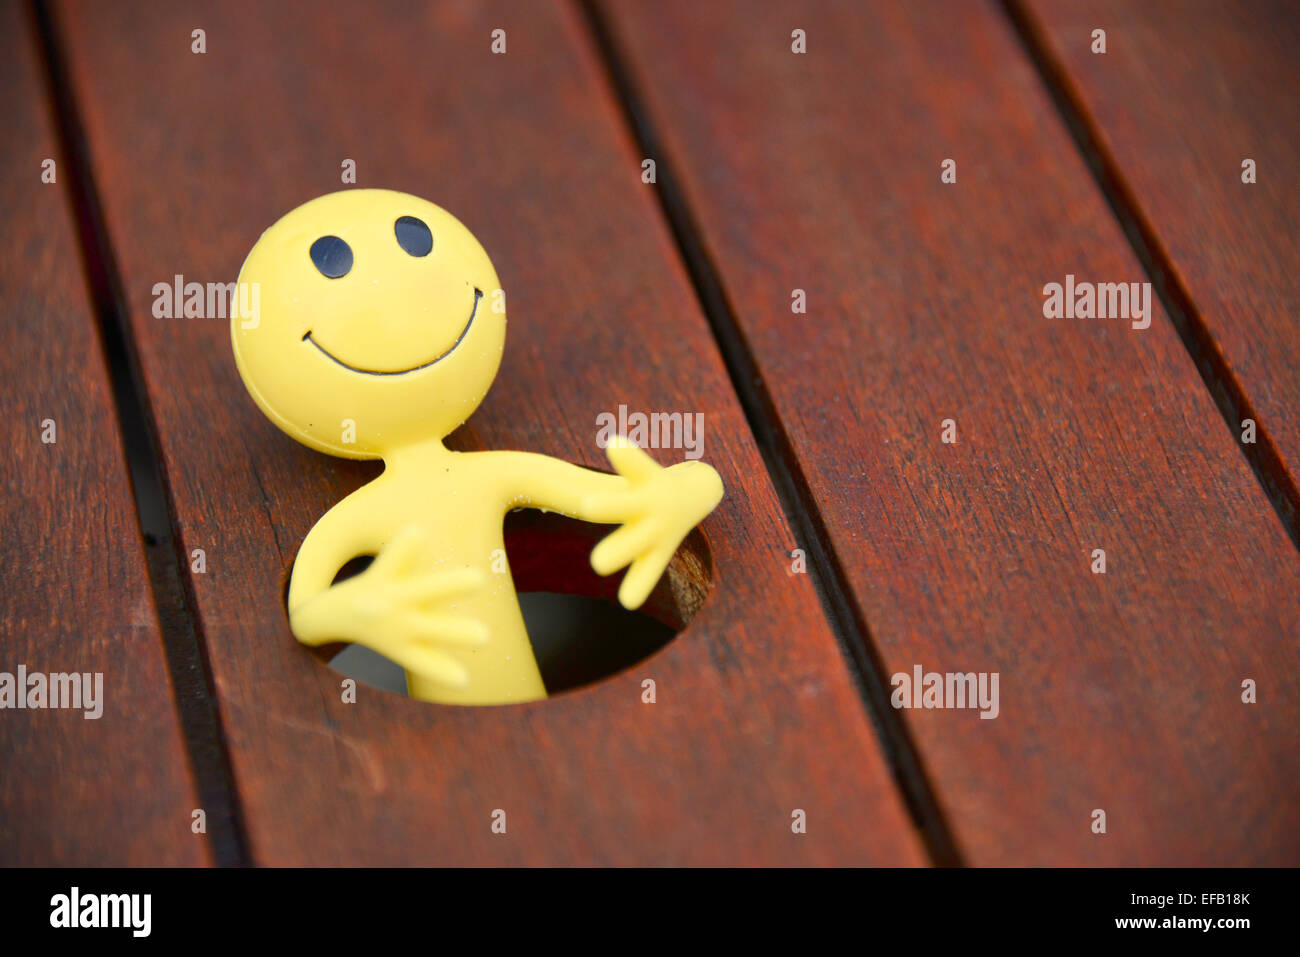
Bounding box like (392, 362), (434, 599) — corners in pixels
(587, 437), (724, 609)
(290, 526), (486, 688)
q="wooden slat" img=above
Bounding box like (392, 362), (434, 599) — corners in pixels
(601, 0), (1300, 864)
(53, 0), (924, 864)
(0, 1), (206, 866)
(1014, 0), (1300, 513)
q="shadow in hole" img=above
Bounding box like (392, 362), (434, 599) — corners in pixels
(318, 510), (712, 699)
(330, 593), (675, 696)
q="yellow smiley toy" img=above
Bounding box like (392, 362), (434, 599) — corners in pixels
(232, 189), (723, 704)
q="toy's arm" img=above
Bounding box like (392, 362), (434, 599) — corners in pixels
(288, 506), (485, 688)
(286, 500), (378, 618)
(490, 437), (723, 609)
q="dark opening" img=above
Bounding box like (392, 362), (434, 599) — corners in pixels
(303, 510), (712, 699)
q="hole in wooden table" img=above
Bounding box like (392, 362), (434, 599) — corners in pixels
(307, 511), (712, 699)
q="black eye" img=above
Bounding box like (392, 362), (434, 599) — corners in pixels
(394, 216), (433, 257)
(309, 235), (352, 278)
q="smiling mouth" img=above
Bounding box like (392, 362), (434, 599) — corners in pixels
(302, 287), (483, 376)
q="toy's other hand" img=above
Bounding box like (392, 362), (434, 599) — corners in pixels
(290, 526), (486, 688)
(587, 437), (724, 609)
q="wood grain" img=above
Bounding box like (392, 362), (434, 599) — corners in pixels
(0, 1), (206, 866)
(1014, 0), (1300, 522)
(52, 0), (925, 864)
(601, 0), (1300, 864)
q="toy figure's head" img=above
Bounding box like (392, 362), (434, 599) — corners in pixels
(232, 189), (504, 459)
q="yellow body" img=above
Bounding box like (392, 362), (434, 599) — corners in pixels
(231, 189), (723, 704)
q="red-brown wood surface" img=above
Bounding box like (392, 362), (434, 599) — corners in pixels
(52, 0), (924, 864)
(1016, 0), (1300, 511)
(0, 2), (206, 866)
(601, 0), (1300, 864)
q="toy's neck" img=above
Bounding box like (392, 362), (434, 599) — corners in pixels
(381, 436), (453, 472)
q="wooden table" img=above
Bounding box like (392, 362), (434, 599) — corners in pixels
(2, 0), (1296, 866)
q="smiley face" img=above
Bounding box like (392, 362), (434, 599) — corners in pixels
(232, 190), (505, 458)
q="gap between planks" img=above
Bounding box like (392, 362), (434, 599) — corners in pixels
(578, 0), (966, 868)
(1002, 0), (1300, 556)
(30, 0), (251, 868)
